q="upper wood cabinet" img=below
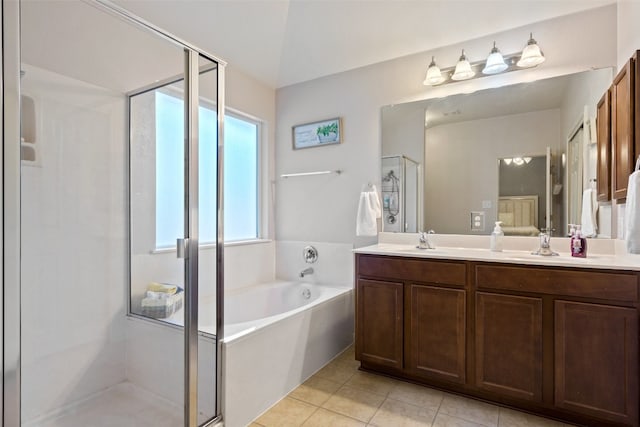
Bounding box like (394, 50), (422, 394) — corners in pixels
(611, 53), (640, 200)
(597, 89), (611, 201)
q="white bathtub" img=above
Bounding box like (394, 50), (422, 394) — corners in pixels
(221, 280), (354, 427)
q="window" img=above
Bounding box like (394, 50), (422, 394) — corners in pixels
(154, 91), (260, 248)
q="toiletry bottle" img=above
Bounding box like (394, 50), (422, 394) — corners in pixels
(490, 221), (504, 252)
(571, 225), (587, 258)
(568, 223), (576, 238)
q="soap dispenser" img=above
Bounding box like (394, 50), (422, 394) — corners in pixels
(490, 221), (504, 252)
(571, 225), (587, 258)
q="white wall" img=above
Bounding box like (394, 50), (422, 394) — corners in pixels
(617, 1), (640, 71)
(424, 110), (561, 234)
(275, 5), (616, 246)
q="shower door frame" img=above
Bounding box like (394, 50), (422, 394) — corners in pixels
(1, 0), (226, 426)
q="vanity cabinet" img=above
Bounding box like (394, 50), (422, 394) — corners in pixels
(611, 51), (640, 200)
(475, 292), (543, 402)
(355, 278), (403, 369)
(355, 253), (640, 426)
(407, 283), (466, 384)
(555, 301), (638, 425)
(597, 88), (612, 201)
(355, 254), (466, 384)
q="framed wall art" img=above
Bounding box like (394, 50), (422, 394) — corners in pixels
(292, 117), (342, 150)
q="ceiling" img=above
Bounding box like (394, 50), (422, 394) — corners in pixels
(113, 0), (616, 89)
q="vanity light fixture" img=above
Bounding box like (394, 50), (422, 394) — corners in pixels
(423, 56), (446, 85)
(423, 33), (546, 87)
(503, 156), (533, 166)
(517, 33), (545, 68)
(451, 50), (475, 81)
(482, 42), (508, 75)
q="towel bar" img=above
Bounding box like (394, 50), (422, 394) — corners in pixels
(280, 170), (342, 179)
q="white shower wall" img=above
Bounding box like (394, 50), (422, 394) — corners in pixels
(20, 65), (128, 422)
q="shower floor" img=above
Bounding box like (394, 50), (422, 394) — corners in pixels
(23, 382), (182, 427)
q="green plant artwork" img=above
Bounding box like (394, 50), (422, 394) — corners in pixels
(316, 122), (338, 136)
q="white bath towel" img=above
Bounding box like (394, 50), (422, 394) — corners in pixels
(625, 169), (640, 253)
(356, 185), (381, 236)
(580, 188), (598, 237)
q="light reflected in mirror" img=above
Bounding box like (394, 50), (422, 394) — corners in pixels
(381, 68), (613, 237)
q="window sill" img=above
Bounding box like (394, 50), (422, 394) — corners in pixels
(151, 239), (272, 254)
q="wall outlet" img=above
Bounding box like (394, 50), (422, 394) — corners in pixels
(471, 211), (485, 231)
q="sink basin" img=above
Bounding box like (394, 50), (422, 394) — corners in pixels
(393, 247), (448, 255)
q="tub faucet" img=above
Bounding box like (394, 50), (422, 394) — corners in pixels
(299, 267), (314, 278)
(417, 230), (436, 249)
(532, 228), (558, 256)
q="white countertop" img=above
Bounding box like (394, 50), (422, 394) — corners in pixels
(353, 233), (640, 271)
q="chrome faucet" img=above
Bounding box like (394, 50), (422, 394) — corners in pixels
(417, 230), (436, 249)
(532, 228), (558, 256)
(299, 267), (314, 278)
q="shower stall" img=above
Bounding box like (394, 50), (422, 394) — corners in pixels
(3, 1), (224, 426)
(381, 155), (422, 233)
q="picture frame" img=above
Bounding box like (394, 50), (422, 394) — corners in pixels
(292, 117), (342, 150)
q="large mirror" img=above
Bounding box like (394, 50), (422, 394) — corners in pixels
(381, 68), (613, 237)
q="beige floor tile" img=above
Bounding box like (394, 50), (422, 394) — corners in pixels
(388, 381), (444, 409)
(438, 394), (499, 427)
(248, 424), (264, 427)
(433, 413), (488, 427)
(301, 408), (366, 427)
(290, 376), (342, 406)
(345, 371), (398, 396)
(498, 408), (575, 427)
(255, 397), (317, 427)
(369, 398), (438, 427)
(321, 385), (385, 423)
(315, 360), (357, 384)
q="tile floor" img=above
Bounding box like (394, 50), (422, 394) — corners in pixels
(251, 346), (575, 427)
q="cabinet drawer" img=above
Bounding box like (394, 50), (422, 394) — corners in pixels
(357, 255), (466, 286)
(475, 264), (638, 302)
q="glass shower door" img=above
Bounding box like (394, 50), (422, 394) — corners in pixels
(13, 1), (223, 426)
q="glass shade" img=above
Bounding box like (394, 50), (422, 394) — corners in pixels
(517, 34), (545, 68)
(451, 50), (475, 81)
(423, 56), (446, 85)
(482, 43), (508, 75)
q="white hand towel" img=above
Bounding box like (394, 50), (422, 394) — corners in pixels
(625, 170), (640, 253)
(356, 185), (381, 236)
(580, 188), (598, 237)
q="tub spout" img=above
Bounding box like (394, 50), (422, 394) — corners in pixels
(299, 267), (314, 278)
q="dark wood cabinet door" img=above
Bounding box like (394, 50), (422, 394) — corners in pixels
(597, 89), (612, 202)
(355, 278), (403, 369)
(407, 284), (465, 384)
(555, 300), (638, 426)
(475, 292), (543, 402)
(612, 58), (635, 200)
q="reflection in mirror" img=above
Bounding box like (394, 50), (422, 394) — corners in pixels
(381, 68), (613, 237)
(498, 155), (546, 236)
(381, 155), (422, 232)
